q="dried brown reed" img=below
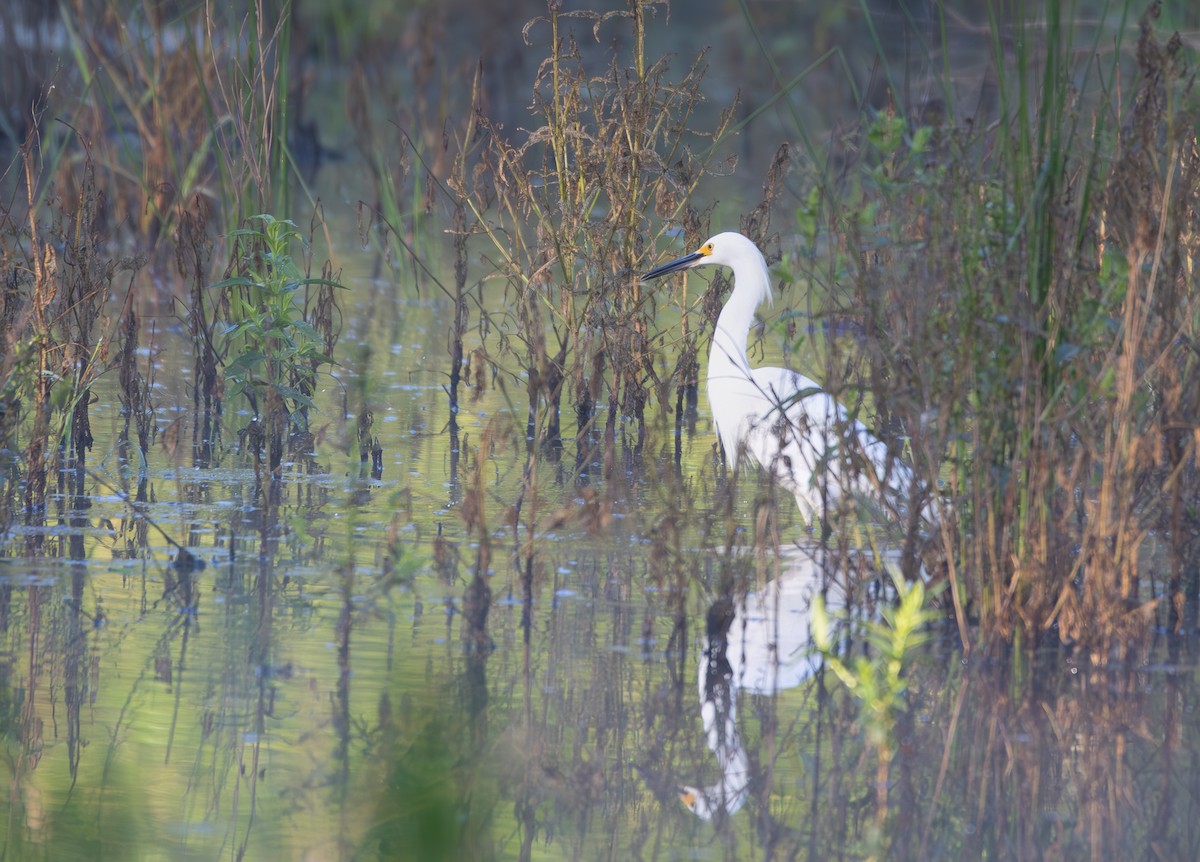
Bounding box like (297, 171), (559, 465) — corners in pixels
(807, 3), (1199, 654)
(452, 3), (738, 464)
(1, 131), (143, 539)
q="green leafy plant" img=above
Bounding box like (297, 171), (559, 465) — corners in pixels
(811, 569), (939, 855)
(812, 572), (935, 746)
(212, 214), (341, 465)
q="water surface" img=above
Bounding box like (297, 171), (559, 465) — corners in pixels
(2, 256), (1197, 861)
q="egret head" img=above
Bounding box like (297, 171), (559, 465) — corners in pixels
(679, 784), (716, 821)
(679, 782), (746, 821)
(642, 232), (772, 307)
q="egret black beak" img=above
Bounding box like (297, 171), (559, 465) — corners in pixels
(642, 251), (704, 280)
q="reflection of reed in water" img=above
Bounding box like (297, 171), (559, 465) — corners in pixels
(681, 548), (831, 820)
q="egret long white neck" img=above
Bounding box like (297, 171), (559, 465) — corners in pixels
(710, 254), (771, 378)
(687, 643), (751, 819)
(698, 706), (750, 817)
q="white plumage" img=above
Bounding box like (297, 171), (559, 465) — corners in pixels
(644, 231), (917, 522)
(645, 233), (927, 816)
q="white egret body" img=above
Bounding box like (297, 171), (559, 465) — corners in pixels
(644, 232), (916, 521)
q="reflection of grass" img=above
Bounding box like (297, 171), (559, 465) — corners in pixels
(364, 712), (496, 862)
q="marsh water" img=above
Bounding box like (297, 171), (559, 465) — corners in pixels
(3, 240), (1199, 861)
(5, 3), (1200, 862)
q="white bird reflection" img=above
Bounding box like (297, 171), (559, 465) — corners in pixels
(680, 547), (837, 820)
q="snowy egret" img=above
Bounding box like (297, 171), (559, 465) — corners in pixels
(679, 548), (831, 819)
(643, 232), (919, 523)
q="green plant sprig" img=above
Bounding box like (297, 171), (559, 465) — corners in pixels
(211, 214), (343, 422)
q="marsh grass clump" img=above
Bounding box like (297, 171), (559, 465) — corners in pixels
(56, 2), (221, 244)
(451, 1), (742, 468)
(0, 136), (144, 536)
(34, 0), (299, 254)
(799, 2), (1199, 654)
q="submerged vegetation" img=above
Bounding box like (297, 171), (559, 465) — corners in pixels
(0, 0), (1199, 858)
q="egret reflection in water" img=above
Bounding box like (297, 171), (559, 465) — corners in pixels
(680, 546), (838, 820)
